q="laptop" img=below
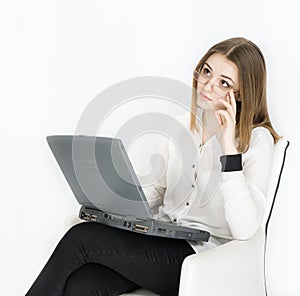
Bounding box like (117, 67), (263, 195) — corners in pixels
(46, 135), (210, 242)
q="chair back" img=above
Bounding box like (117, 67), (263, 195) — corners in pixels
(262, 137), (289, 232)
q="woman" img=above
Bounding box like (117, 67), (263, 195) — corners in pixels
(26, 37), (281, 296)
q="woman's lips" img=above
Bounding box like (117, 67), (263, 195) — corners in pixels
(200, 92), (213, 101)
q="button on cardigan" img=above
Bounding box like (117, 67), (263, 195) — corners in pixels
(128, 108), (274, 252)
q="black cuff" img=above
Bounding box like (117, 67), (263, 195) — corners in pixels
(220, 154), (242, 172)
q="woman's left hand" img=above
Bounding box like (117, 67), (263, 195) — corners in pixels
(214, 89), (239, 155)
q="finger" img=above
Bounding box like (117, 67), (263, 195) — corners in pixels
(215, 109), (234, 125)
(229, 89), (237, 114)
(226, 92), (231, 103)
(214, 111), (223, 125)
(217, 99), (235, 121)
(221, 91), (236, 119)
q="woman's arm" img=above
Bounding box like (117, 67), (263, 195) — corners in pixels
(127, 135), (169, 214)
(220, 127), (274, 240)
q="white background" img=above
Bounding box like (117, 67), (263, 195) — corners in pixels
(1, 0), (299, 295)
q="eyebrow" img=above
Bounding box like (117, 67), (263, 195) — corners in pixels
(204, 62), (236, 86)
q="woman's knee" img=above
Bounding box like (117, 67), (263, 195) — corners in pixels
(67, 221), (90, 234)
(63, 263), (139, 296)
(60, 222), (99, 247)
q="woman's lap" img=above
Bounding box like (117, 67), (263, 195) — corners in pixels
(26, 222), (195, 296)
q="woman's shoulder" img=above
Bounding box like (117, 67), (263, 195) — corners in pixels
(251, 126), (274, 146)
(244, 126), (274, 158)
(168, 112), (192, 134)
(174, 112), (190, 125)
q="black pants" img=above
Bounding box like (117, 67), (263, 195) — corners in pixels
(26, 222), (195, 296)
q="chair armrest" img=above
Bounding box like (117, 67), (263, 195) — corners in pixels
(179, 228), (266, 296)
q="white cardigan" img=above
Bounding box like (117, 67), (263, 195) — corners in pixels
(128, 108), (274, 253)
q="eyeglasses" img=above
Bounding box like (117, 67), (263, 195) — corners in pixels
(193, 68), (240, 100)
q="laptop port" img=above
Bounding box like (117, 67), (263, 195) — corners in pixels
(123, 221), (132, 227)
(91, 214), (97, 222)
(133, 224), (148, 233)
(158, 228), (166, 233)
(81, 212), (91, 221)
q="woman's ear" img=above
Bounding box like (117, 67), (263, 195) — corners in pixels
(234, 93), (241, 102)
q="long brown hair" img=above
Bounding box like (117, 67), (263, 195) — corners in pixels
(190, 37), (281, 153)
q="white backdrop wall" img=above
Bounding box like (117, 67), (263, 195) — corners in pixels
(0, 0), (299, 295)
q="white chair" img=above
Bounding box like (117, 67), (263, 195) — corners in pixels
(65, 137), (289, 296)
(178, 137), (289, 296)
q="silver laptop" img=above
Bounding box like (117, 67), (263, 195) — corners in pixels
(46, 135), (210, 242)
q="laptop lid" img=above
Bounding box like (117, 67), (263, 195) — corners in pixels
(46, 135), (153, 220)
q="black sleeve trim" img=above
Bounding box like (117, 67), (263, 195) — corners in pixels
(220, 154), (243, 172)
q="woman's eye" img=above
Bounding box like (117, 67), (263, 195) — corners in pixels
(202, 68), (210, 76)
(221, 80), (230, 88)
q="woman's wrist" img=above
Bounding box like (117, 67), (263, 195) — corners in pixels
(220, 154), (242, 172)
(222, 146), (238, 155)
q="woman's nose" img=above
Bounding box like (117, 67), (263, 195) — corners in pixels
(202, 78), (214, 92)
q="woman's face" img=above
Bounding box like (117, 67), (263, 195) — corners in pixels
(196, 53), (239, 111)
